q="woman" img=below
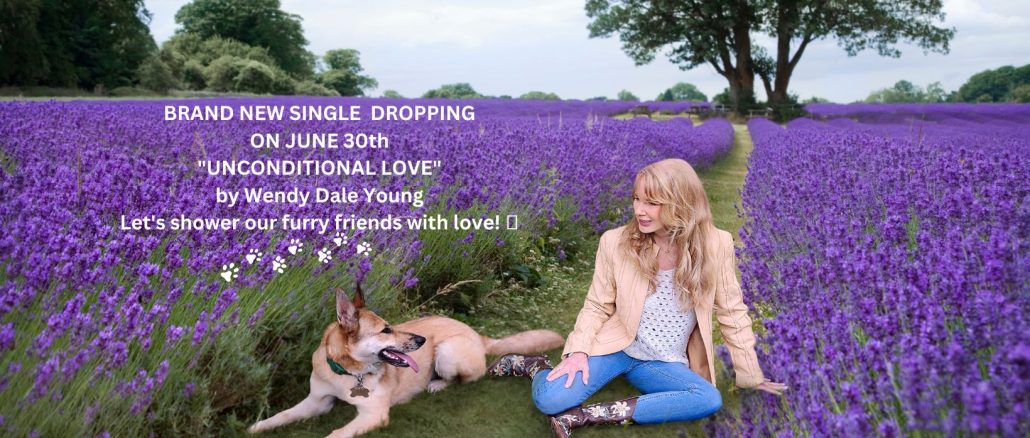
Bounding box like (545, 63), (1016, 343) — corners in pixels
(489, 158), (787, 437)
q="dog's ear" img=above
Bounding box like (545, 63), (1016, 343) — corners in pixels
(335, 287), (358, 327)
(353, 282), (366, 309)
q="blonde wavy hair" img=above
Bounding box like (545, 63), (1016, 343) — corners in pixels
(620, 158), (720, 310)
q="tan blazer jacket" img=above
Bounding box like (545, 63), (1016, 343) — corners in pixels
(562, 226), (767, 388)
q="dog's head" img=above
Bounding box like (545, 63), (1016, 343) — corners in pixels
(324, 284), (425, 374)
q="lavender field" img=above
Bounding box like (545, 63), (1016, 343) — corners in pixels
(712, 105), (1029, 436)
(0, 98), (729, 436)
(2, 98), (1027, 437)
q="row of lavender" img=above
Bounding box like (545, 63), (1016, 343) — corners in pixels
(722, 108), (1029, 436)
(0, 98), (728, 435)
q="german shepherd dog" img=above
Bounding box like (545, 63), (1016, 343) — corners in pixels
(248, 285), (565, 437)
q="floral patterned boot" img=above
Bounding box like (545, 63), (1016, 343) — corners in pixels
(548, 397), (638, 438)
(487, 354), (553, 379)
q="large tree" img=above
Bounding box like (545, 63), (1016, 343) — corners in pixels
(174, 0), (315, 79)
(318, 49), (378, 96)
(585, 0), (954, 111)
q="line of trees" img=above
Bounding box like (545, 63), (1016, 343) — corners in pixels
(865, 64), (1030, 103)
(1, 0), (379, 97)
(0, 0), (155, 91)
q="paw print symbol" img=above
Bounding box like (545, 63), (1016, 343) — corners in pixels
(245, 249), (263, 265)
(317, 247), (333, 264)
(288, 239), (304, 255)
(332, 232), (348, 247)
(220, 263), (240, 283)
(356, 241), (371, 257)
(271, 256), (287, 274)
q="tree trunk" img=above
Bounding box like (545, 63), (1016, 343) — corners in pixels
(731, 1), (756, 112)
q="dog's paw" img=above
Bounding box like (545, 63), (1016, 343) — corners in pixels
(427, 379), (449, 393)
(247, 421), (265, 434)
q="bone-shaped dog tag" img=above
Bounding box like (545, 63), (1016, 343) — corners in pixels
(350, 384), (370, 398)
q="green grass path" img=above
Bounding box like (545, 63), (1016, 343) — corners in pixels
(265, 122), (755, 438)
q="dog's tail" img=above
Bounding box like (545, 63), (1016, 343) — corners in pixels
(481, 330), (565, 356)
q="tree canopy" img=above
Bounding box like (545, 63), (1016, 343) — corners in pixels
(616, 90), (639, 101)
(519, 91), (561, 100)
(423, 83), (482, 99)
(956, 64), (1030, 103)
(0, 0), (156, 89)
(657, 82), (707, 102)
(318, 49), (377, 96)
(175, 0), (315, 79)
(865, 80), (946, 103)
(585, 0), (954, 113)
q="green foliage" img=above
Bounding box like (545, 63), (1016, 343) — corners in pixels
(316, 49), (378, 96)
(865, 80), (948, 103)
(407, 206), (527, 313)
(422, 83), (482, 99)
(956, 64), (1030, 102)
(167, 33), (277, 67)
(0, 0), (156, 90)
(802, 96), (831, 104)
(656, 82), (707, 101)
(181, 60), (207, 89)
(235, 60), (276, 94)
(174, 0), (315, 79)
(713, 88), (732, 105)
(519, 91), (561, 100)
(322, 48), (360, 71)
(319, 70), (377, 96)
(1010, 84), (1030, 103)
(204, 55), (250, 92)
(616, 89), (639, 101)
(160, 33), (303, 95)
(382, 89), (403, 98)
(294, 80), (338, 96)
(109, 86), (159, 97)
(137, 54), (179, 93)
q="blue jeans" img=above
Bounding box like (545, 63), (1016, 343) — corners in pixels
(531, 350), (722, 424)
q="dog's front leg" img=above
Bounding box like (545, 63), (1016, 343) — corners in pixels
(326, 399), (390, 438)
(249, 393), (334, 434)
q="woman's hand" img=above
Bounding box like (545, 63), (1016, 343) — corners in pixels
(546, 352), (590, 388)
(754, 379), (788, 395)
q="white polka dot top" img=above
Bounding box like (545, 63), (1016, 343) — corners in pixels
(622, 269), (696, 366)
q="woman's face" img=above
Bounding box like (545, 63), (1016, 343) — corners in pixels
(633, 186), (666, 235)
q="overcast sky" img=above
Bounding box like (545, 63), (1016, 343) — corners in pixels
(144, 0), (1030, 102)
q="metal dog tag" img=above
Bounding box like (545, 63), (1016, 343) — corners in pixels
(350, 382), (370, 398)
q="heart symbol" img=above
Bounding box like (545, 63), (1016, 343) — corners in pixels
(246, 254), (257, 264)
(221, 271), (232, 282)
(288, 245), (298, 255)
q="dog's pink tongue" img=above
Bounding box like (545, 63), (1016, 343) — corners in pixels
(395, 352), (419, 373)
